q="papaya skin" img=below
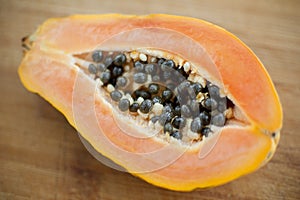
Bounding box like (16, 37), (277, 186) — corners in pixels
(18, 14), (282, 191)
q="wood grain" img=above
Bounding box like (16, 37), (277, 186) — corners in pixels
(0, 0), (299, 199)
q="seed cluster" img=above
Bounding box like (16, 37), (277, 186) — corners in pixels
(80, 50), (234, 142)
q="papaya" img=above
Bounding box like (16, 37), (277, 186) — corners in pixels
(18, 14), (282, 191)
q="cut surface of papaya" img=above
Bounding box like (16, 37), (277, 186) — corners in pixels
(19, 14), (282, 191)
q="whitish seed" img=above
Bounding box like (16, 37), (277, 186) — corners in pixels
(124, 64), (130, 71)
(107, 84), (115, 93)
(152, 103), (164, 115)
(136, 97), (144, 104)
(130, 51), (139, 60)
(139, 53), (147, 62)
(125, 93), (134, 105)
(150, 57), (157, 63)
(183, 62), (190, 72)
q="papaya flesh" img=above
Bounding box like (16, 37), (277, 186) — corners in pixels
(18, 14), (282, 191)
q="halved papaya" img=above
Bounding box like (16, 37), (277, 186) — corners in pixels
(18, 14), (282, 191)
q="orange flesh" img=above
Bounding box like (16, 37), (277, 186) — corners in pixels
(19, 14), (282, 191)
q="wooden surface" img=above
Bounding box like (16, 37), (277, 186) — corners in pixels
(0, 0), (299, 199)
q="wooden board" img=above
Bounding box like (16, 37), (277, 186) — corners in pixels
(0, 0), (299, 199)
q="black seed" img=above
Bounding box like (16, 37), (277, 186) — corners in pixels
(134, 72), (147, 84)
(199, 111), (210, 125)
(203, 98), (218, 110)
(159, 112), (173, 125)
(191, 117), (202, 133)
(88, 63), (97, 74)
(201, 127), (211, 137)
(162, 71), (172, 81)
(116, 76), (127, 87)
(98, 63), (107, 72)
(177, 80), (191, 93)
(170, 130), (182, 140)
(172, 117), (186, 129)
(134, 90), (151, 99)
(190, 100), (200, 117)
(217, 98), (227, 112)
(181, 105), (192, 118)
(163, 104), (174, 114)
(173, 71), (186, 82)
(113, 54), (126, 66)
(104, 57), (113, 67)
(211, 109), (220, 117)
(145, 64), (157, 75)
(212, 113), (226, 126)
(129, 103), (139, 112)
(110, 90), (122, 102)
(174, 105), (181, 116)
(92, 50), (103, 62)
(118, 99), (130, 111)
(157, 58), (165, 65)
(134, 61), (144, 72)
(191, 83), (203, 94)
(148, 83), (160, 94)
(164, 123), (173, 133)
(152, 75), (160, 82)
(166, 83), (176, 91)
(152, 96), (163, 104)
(208, 85), (220, 98)
(139, 99), (153, 113)
(161, 60), (175, 71)
(162, 89), (173, 101)
(272, 132), (276, 138)
(100, 71), (111, 84)
(111, 66), (123, 78)
(151, 116), (160, 124)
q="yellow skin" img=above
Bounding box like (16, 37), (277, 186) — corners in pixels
(19, 14), (282, 191)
